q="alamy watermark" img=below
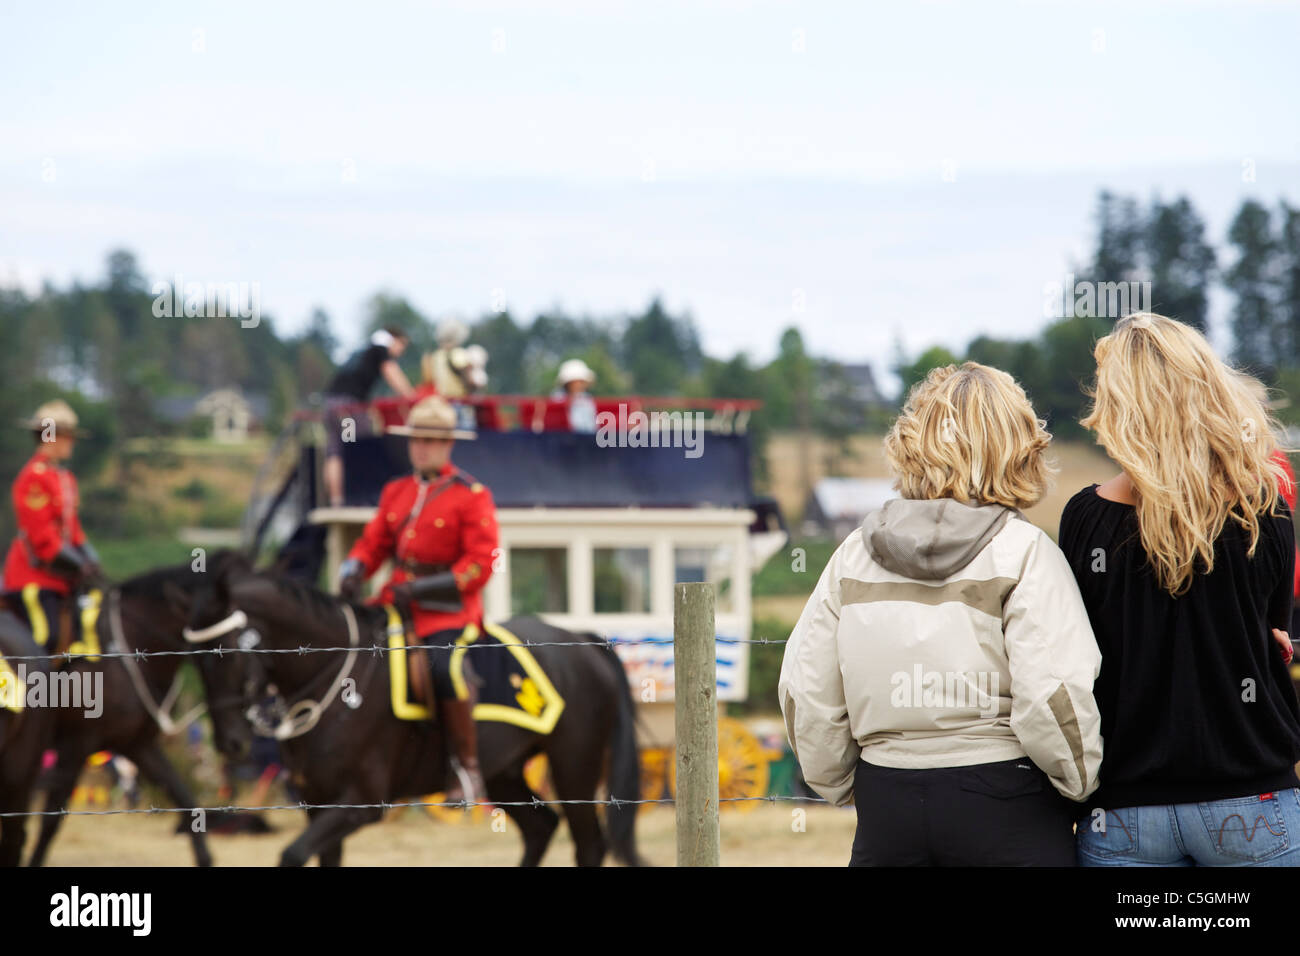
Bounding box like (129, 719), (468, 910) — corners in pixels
(50, 886), (151, 936)
(890, 665), (1001, 718)
(151, 274), (261, 328)
(1044, 273), (1151, 320)
(595, 404), (705, 459)
(0, 664), (103, 718)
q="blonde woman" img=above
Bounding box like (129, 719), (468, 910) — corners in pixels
(779, 362), (1103, 866)
(1060, 313), (1300, 867)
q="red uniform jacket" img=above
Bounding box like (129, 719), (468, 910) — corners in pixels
(1272, 450), (1300, 598)
(3, 450), (86, 595)
(347, 463), (499, 636)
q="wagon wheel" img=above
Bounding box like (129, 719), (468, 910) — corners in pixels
(638, 747), (671, 813)
(667, 717), (770, 813)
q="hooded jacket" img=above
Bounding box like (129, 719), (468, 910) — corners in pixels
(778, 496), (1103, 806)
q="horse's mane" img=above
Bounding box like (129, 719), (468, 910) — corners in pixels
(117, 563), (204, 598)
(258, 570), (385, 629)
(117, 548), (251, 599)
(116, 558), (370, 624)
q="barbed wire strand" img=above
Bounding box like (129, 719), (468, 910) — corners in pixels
(1, 635), (789, 665)
(0, 793), (828, 819)
(1, 641), (811, 821)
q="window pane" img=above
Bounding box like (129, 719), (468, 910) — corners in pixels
(510, 547), (568, 614)
(674, 546), (734, 614)
(594, 547), (651, 613)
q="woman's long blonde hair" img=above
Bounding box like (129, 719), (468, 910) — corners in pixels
(1081, 312), (1289, 596)
(885, 362), (1053, 509)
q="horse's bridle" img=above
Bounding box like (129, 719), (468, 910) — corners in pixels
(107, 588), (210, 736)
(172, 604), (258, 730)
(182, 609), (248, 643)
(192, 601), (363, 741)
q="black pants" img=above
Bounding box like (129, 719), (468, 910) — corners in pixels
(849, 757), (1077, 866)
(420, 626), (472, 701)
(4, 587), (64, 650)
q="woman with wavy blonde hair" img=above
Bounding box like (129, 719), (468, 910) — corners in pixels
(781, 362), (1103, 865)
(1060, 312), (1300, 867)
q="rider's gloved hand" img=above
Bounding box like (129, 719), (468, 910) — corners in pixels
(50, 543), (88, 586)
(77, 542), (106, 589)
(338, 558), (365, 602)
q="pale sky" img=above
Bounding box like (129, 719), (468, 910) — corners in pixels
(3, 0), (1298, 392)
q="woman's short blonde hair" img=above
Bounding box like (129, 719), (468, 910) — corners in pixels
(884, 362), (1053, 509)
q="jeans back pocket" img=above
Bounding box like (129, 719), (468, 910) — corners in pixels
(1076, 806), (1138, 859)
(1198, 793), (1290, 863)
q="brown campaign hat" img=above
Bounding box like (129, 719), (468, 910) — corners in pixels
(386, 396), (476, 440)
(19, 399), (91, 438)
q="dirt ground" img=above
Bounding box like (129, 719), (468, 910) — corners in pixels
(27, 802), (857, 867)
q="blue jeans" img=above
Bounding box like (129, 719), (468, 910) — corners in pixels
(1077, 788), (1300, 866)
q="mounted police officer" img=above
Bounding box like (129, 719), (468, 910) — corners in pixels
(336, 396), (498, 804)
(3, 400), (102, 654)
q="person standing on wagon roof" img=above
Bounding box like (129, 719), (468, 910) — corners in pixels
(321, 327), (417, 507)
(336, 395), (498, 805)
(779, 362), (1103, 866)
(3, 399), (104, 656)
(421, 319), (489, 398)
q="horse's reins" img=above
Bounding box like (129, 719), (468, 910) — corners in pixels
(108, 588), (208, 736)
(229, 602), (362, 741)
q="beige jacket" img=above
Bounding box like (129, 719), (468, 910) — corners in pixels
(778, 497), (1103, 806)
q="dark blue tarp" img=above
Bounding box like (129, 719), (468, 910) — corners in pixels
(342, 430), (754, 509)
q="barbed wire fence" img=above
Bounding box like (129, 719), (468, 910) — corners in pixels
(0, 795), (829, 820)
(0, 633), (790, 665)
(0, 618), (831, 827)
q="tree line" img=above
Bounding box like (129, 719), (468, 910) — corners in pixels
(0, 257), (872, 540)
(894, 191), (1300, 440)
(4, 187), (1294, 542)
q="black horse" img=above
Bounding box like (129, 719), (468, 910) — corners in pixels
(190, 551), (646, 866)
(19, 562), (254, 866)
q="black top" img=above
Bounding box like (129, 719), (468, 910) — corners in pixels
(1059, 484), (1300, 809)
(325, 343), (390, 400)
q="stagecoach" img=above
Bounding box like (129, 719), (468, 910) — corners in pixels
(244, 390), (789, 813)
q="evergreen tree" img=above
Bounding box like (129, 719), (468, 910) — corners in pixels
(1225, 200), (1280, 375)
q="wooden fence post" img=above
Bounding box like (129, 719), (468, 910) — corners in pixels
(674, 581), (720, 866)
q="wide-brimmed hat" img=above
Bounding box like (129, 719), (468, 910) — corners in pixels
(556, 358), (596, 387)
(386, 396), (476, 440)
(19, 399), (90, 438)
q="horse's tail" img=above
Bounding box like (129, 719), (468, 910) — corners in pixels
(596, 638), (648, 867)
